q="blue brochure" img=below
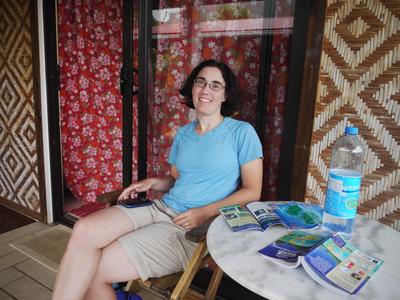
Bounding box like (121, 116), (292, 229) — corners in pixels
(219, 201), (323, 232)
(258, 231), (383, 295)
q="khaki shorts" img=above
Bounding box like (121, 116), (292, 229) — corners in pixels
(116, 200), (197, 281)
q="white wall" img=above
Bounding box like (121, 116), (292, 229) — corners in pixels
(37, 0), (54, 224)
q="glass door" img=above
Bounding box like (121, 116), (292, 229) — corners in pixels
(50, 0), (299, 222)
(147, 0), (295, 200)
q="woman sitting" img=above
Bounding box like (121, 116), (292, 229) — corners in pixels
(52, 59), (263, 300)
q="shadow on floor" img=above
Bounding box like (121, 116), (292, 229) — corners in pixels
(0, 205), (34, 234)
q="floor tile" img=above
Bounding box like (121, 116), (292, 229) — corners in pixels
(0, 267), (24, 287)
(3, 276), (52, 300)
(15, 259), (56, 290)
(0, 289), (14, 300)
(0, 244), (14, 257)
(0, 251), (27, 272)
(10, 225), (70, 273)
(0, 223), (47, 246)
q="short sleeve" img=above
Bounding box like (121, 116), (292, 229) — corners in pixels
(237, 123), (263, 165)
(168, 130), (182, 165)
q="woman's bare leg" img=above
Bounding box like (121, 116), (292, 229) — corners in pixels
(52, 207), (134, 300)
(84, 240), (140, 300)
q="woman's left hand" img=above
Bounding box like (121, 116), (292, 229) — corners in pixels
(173, 207), (210, 231)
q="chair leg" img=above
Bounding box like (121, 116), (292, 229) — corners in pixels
(170, 241), (208, 300)
(124, 280), (134, 292)
(204, 266), (223, 300)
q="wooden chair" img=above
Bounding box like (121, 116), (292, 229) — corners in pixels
(97, 190), (224, 300)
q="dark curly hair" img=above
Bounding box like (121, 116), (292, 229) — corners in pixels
(179, 59), (240, 117)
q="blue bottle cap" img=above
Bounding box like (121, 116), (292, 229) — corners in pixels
(345, 126), (358, 135)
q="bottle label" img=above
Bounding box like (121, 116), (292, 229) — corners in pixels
(324, 170), (362, 218)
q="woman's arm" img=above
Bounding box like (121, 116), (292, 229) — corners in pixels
(173, 158), (263, 228)
(205, 158), (263, 214)
(118, 165), (179, 200)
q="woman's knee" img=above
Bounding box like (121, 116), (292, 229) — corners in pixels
(67, 208), (133, 251)
(68, 217), (102, 250)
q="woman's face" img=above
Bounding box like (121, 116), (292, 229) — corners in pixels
(191, 66), (226, 117)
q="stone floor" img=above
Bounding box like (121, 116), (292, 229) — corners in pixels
(0, 222), (54, 299)
(0, 222), (163, 300)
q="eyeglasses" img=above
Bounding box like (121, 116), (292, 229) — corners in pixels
(193, 78), (225, 92)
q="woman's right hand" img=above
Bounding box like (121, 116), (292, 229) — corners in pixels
(117, 178), (156, 201)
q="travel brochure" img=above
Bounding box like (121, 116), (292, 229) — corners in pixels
(258, 230), (383, 295)
(219, 201), (323, 232)
(219, 201), (383, 295)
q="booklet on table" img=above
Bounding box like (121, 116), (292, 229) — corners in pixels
(219, 201), (323, 232)
(258, 230), (383, 295)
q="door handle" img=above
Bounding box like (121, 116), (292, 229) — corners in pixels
(120, 66), (139, 96)
(120, 66), (128, 95)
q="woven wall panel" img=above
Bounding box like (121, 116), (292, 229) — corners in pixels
(305, 0), (400, 230)
(0, 0), (41, 213)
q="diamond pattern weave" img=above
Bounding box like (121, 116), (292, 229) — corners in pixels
(305, 0), (400, 231)
(0, 0), (41, 215)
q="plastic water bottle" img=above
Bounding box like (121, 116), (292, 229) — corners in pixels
(322, 126), (364, 239)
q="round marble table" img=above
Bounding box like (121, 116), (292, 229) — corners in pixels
(207, 214), (400, 300)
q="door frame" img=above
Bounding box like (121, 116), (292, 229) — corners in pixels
(43, 0), (326, 223)
(42, 0), (66, 224)
(278, 0), (327, 201)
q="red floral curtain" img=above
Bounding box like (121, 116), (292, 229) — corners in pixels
(58, 0), (131, 202)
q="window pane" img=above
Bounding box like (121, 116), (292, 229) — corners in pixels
(148, 0), (295, 200)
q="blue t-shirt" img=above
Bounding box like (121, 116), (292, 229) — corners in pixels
(163, 117), (263, 213)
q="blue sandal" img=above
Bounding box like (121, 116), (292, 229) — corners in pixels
(115, 289), (142, 300)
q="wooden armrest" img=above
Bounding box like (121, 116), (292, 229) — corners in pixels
(185, 216), (216, 243)
(96, 189), (123, 206)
